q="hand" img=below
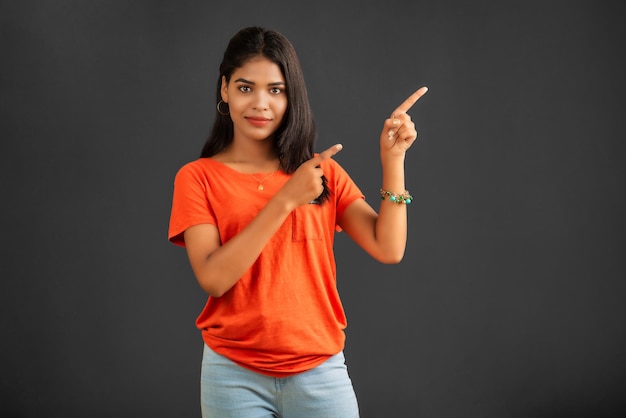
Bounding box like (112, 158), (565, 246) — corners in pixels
(380, 87), (428, 158)
(275, 144), (343, 209)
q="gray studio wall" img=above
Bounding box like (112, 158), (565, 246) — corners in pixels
(2, 1), (625, 417)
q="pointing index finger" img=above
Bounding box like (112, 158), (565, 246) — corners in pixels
(391, 86), (428, 118)
(312, 143), (343, 165)
(319, 143), (343, 160)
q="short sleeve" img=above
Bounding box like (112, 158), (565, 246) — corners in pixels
(168, 162), (217, 247)
(325, 158), (364, 230)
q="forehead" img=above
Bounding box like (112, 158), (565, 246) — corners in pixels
(231, 56), (285, 82)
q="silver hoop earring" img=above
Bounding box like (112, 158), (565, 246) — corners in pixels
(217, 100), (229, 116)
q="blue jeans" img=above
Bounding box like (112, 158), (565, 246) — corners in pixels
(200, 344), (360, 418)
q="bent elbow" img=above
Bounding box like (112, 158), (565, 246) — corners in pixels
(377, 249), (405, 264)
(197, 276), (231, 298)
(203, 286), (226, 298)
(382, 254), (404, 264)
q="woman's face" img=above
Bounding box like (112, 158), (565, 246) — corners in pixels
(221, 56), (288, 143)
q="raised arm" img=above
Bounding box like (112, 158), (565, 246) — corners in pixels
(339, 87), (428, 264)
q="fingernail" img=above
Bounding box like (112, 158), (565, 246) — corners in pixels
(336, 144), (343, 150)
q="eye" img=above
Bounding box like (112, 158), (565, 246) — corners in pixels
(238, 85), (252, 93)
(270, 87), (283, 94)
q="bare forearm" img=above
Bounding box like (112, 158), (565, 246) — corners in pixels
(344, 87), (425, 264)
(192, 198), (293, 296)
(375, 157), (408, 262)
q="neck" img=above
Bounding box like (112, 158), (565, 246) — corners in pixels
(216, 144), (281, 174)
(223, 139), (278, 164)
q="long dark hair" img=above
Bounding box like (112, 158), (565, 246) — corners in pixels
(200, 26), (329, 203)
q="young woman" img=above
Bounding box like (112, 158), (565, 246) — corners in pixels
(168, 26), (427, 418)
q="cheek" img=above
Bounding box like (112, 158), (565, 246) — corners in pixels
(276, 100), (288, 119)
(227, 100), (245, 116)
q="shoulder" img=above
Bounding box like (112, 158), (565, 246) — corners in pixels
(175, 158), (220, 180)
(176, 158), (212, 172)
(314, 154), (343, 170)
(317, 156), (351, 180)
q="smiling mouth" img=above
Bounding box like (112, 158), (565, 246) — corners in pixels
(245, 116), (272, 126)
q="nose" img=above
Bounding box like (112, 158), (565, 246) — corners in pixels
(252, 91), (269, 111)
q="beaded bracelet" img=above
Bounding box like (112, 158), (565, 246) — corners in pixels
(380, 189), (413, 204)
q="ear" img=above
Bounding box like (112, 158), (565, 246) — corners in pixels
(220, 76), (228, 103)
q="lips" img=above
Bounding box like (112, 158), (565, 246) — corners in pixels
(245, 116), (271, 127)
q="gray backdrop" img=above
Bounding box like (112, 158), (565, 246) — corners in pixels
(2, 1), (625, 417)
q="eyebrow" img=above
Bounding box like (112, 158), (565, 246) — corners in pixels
(233, 78), (285, 86)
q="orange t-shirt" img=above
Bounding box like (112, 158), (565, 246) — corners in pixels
(168, 156), (363, 377)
